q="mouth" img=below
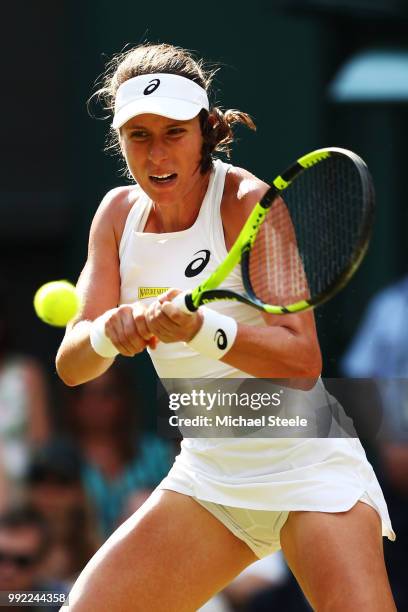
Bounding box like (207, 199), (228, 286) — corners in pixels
(149, 173), (178, 185)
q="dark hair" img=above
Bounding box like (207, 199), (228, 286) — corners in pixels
(0, 506), (51, 561)
(94, 43), (256, 174)
(26, 438), (82, 486)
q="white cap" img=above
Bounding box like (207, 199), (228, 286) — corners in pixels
(112, 73), (209, 129)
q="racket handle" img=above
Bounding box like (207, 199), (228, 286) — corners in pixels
(172, 292), (196, 314)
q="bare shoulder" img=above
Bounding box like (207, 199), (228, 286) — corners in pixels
(222, 165), (269, 247)
(224, 165), (269, 208)
(91, 185), (142, 247)
(73, 185), (145, 322)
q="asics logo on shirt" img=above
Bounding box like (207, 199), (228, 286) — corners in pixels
(185, 250), (211, 277)
(214, 329), (227, 350)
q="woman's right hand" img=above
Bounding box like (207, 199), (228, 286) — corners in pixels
(104, 303), (158, 357)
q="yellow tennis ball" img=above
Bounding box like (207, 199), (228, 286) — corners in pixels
(33, 281), (80, 327)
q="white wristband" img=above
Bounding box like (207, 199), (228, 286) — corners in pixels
(187, 307), (238, 360)
(89, 310), (119, 358)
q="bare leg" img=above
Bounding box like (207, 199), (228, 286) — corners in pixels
(65, 490), (257, 612)
(280, 501), (396, 611)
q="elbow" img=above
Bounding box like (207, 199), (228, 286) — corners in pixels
(55, 361), (78, 388)
(297, 350), (322, 390)
(59, 375), (80, 388)
(55, 345), (112, 388)
(55, 350), (81, 387)
(281, 343), (322, 391)
(295, 375), (320, 391)
(306, 350), (323, 378)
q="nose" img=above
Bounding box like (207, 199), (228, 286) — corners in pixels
(148, 138), (168, 164)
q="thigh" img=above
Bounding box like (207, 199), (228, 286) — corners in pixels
(280, 501), (396, 611)
(66, 489), (258, 612)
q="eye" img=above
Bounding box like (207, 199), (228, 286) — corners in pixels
(167, 127), (186, 137)
(129, 129), (148, 140)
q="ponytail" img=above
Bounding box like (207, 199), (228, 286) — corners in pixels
(199, 107), (256, 173)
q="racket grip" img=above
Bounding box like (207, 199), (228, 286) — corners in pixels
(172, 292), (196, 315)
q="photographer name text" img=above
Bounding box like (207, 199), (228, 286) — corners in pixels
(168, 415), (308, 428)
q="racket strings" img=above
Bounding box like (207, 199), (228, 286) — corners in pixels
(248, 197), (310, 306)
(248, 156), (369, 307)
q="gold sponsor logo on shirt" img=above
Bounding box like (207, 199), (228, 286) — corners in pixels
(138, 287), (170, 299)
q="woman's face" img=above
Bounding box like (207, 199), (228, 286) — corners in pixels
(119, 113), (206, 206)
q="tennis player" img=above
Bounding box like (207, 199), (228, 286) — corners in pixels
(56, 43), (396, 611)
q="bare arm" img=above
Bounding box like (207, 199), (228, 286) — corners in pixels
(147, 294), (321, 386)
(221, 311), (320, 383)
(56, 188), (155, 387)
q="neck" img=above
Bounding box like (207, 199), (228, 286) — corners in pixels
(149, 169), (211, 232)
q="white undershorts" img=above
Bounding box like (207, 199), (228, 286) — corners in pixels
(191, 491), (378, 559)
(156, 438), (395, 556)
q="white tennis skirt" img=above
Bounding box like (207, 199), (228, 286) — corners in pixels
(157, 437), (395, 542)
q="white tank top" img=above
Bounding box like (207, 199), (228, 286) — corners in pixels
(117, 160), (394, 539)
(119, 159), (265, 378)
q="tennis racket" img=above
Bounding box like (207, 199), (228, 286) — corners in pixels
(173, 147), (374, 315)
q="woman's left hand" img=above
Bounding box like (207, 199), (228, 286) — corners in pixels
(145, 289), (203, 344)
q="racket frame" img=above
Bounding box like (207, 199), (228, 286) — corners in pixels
(184, 147), (374, 314)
